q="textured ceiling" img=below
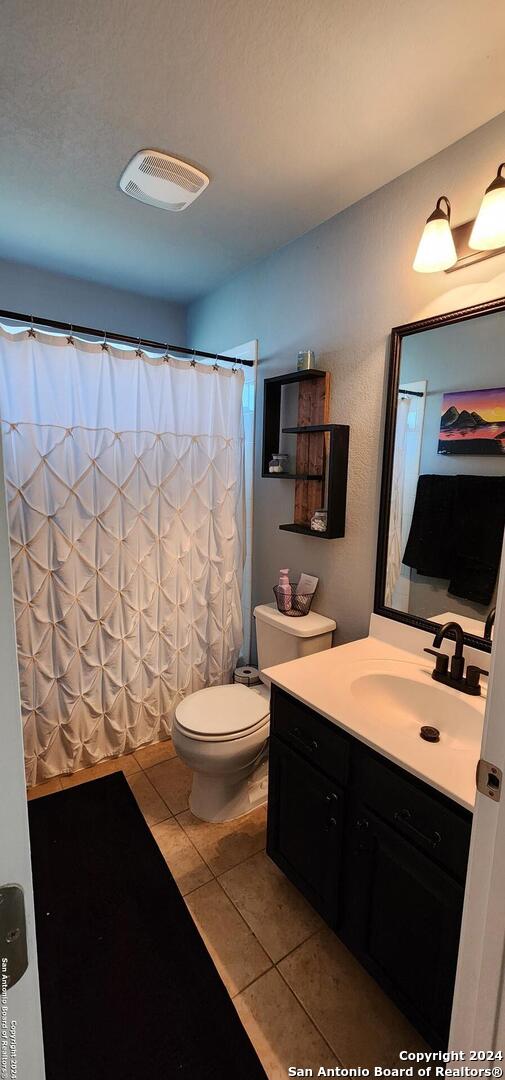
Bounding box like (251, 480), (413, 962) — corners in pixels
(2, 0), (505, 302)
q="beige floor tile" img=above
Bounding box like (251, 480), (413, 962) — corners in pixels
(27, 777), (62, 800)
(278, 926), (426, 1067)
(177, 804), (267, 876)
(219, 851), (322, 963)
(151, 817), (213, 895)
(60, 752), (141, 788)
(126, 771), (172, 826)
(134, 738), (176, 769)
(234, 968), (337, 1079)
(146, 756), (192, 814)
(185, 879), (272, 996)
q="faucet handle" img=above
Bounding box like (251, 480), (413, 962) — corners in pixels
(424, 648), (449, 675)
(466, 665), (489, 693)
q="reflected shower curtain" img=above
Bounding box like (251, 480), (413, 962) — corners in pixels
(385, 395), (409, 608)
(0, 328), (245, 785)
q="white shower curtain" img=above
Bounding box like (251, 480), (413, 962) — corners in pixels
(0, 327), (245, 785)
(385, 395), (410, 608)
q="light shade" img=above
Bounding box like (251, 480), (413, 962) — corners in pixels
(413, 196), (457, 273)
(469, 163), (505, 250)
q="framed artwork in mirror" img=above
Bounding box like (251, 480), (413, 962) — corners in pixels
(438, 386), (505, 456)
(375, 295), (505, 653)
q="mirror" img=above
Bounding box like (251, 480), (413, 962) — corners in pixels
(375, 297), (505, 651)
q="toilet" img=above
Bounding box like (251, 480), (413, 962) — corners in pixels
(172, 603), (336, 822)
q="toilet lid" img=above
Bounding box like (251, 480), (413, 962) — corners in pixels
(176, 684), (269, 737)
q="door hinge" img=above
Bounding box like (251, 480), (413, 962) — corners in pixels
(476, 759), (502, 802)
(0, 884), (28, 990)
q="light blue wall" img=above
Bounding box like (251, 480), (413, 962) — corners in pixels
(188, 111), (505, 645)
(0, 257), (186, 344)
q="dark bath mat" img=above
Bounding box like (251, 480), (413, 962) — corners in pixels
(28, 772), (266, 1080)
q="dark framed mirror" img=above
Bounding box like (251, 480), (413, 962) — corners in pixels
(375, 295), (505, 654)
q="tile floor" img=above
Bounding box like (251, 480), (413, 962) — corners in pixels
(28, 740), (427, 1078)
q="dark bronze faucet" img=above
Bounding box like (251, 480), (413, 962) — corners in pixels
(424, 621), (488, 696)
(484, 608), (495, 641)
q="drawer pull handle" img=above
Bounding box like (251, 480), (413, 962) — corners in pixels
(291, 726), (318, 753)
(394, 808), (441, 849)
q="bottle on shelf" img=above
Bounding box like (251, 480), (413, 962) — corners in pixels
(277, 568), (292, 612)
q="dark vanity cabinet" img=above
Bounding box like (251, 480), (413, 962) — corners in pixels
(267, 686), (472, 1049)
(268, 739), (344, 923)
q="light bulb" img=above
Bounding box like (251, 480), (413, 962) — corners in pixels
(469, 164), (505, 250)
(413, 196), (457, 273)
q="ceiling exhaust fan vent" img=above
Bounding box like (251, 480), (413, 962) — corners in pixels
(119, 151), (209, 212)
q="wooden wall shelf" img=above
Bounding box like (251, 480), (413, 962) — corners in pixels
(262, 369), (349, 539)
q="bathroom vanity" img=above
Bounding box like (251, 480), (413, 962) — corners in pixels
(267, 683), (470, 1049)
(264, 624), (483, 1052)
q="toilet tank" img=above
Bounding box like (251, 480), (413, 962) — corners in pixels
(253, 603), (336, 685)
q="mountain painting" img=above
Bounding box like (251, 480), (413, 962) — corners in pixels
(439, 386), (505, 455)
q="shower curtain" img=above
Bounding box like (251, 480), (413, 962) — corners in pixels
(385, 395), (410, 607)
(0, 327), (245, 785)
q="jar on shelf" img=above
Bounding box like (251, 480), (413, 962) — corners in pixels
(310, 508), (327, 532)
(268, 453), (289, 474)
(297, 349), (316, 371)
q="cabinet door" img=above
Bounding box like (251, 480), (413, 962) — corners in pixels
(267, 735), (344, 924)
(342, 805), (464, 1048)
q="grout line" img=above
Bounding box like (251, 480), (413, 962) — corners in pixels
(201, 875), (271, 959)
(182, 882), (274, 1003)
(216, 867), (286, 962)
(229, 961), (274, 1000)
(273, 925), (322, 966)
(149, 812), (173, 827)
(151, 815), (217, 890)
(128, 770), (174, 822)
(275, 962), (343, 1065)
(173, 810), (268, 881)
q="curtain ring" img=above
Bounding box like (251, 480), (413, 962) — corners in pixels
(190, 349), (197, 367)
(67, 324), (74, 345)
(213, 352), (219, 372)
(101, 330), (109, 351)
(136, 337), (143, 358)
(163, 343), (170, 363)
(28, 315), (36, 339)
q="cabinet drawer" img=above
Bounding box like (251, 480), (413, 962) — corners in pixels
(271, 687), (349, 786)
(357, 751), (471, 882)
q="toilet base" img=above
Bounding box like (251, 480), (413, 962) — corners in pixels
(189, 759), (269, 822)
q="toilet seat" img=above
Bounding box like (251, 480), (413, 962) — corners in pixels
(175, 683), (270, 743)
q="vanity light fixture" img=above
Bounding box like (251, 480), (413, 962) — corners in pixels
(412, 196), (457, 273)
(414, 164), (505, 274)
(469, 163), (505, 250)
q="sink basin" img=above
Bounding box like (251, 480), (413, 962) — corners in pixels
(349, 661), (483, 753)
(265, 632), (486, 808)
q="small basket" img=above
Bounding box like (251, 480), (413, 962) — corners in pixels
(273, 584), (314, 617)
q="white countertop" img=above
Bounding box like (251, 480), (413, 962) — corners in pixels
(429, 610), (490, 639)
(264, 632), (486, 812)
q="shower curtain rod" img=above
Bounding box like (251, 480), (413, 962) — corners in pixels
(0, 308), (254, 367)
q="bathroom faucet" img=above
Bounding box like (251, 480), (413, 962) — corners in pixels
(484, 608), (495, 641)
(424, 621), (488, 696)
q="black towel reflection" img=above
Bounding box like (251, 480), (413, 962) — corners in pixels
(402, 474), (505, 606)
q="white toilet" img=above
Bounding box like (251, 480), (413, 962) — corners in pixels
(172, 603), (336, 822)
